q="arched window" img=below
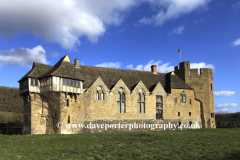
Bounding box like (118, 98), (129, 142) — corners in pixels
(117, 87), (126, 113)
(137, 89), (145, 113)
(101, 92), (104, 100)
(95, 86), (104, 100)
(95, 92), (99, 100)
(180, 91), (186, 103)
(156, 95), (163, 119)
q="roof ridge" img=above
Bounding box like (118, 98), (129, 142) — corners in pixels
(79, 65), (167, 74)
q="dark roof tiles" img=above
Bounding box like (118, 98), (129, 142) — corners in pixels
(18, 55), (193, 92)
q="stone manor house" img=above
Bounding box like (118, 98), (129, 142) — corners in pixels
(19, 55), (215, 134)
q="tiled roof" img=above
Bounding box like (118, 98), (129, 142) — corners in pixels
(18, 55), (193, 92)
(18, 62), (52, 81)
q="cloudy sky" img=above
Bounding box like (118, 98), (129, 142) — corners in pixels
(0, 0), (240, 113)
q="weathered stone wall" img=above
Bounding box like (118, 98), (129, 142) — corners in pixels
(174, 61), (215, 128)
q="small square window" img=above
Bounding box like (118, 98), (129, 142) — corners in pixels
(211, 113), (214, 118)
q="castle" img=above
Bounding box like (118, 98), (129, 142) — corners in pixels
(19, 55), (215, 134)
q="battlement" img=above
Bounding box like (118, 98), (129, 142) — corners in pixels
(189, 68), (213, 77)
(174, 61), (213, 79)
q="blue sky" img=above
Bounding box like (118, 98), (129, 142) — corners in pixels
(0, 0), (239, 113)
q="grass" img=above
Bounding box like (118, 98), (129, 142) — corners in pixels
(0, 128), (240, 160)
(0, 111), (23, 123)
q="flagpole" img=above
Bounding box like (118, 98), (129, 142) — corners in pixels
(180, 48), (181, 62)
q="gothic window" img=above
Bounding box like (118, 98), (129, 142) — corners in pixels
(180, 91), (186, 103)
(95, 92), (99, 100)
(117, 87), (126, 113)
(137, 89), (145, 113)
(156, 95), (163, 119)
(95, 86), (104, 100)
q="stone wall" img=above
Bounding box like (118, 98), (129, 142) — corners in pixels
(174, 61), (215, 128)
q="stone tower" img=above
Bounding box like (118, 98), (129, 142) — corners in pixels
(174, 61), (215, 128)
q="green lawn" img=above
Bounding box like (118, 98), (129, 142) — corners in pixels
(0, 128), (239, 160)
(0, 111), (23, 123)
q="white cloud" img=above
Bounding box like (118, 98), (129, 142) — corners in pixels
(215, 103), (238, 108)
(190, 62), (215, 74)
(231, 38), (240, 47)
(0, 0), (137, 50)
(0, 45), (49, 67)
(214, 91), (236, 97)
(49, 51), (59, 58)
(126, 60), (174, 73)
(139, 0), (210, 26)
(215, 103), (239, 113)
(96, 62), (121, 68)
(169, 26), (185, 36)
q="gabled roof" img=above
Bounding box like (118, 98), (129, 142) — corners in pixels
(77, 65), (193, 92)
(18, 62), (52, 81)
(18, 54), (193, 92)
(18, 55), (84, 82)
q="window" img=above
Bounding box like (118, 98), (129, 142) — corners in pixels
(95, 92), (99, 100)
(74, 94), (77, 102)
(189, 99), (191, 104)
(178, 112), (180, 117)
(156, 95), (163, 119)
(68, 116), (70, 124)
(62, 78), (80, 87)
(211, 113), (214, 118)
(189, 112), (191, 116)
(117, 88), (126, 113)
(95, 86), (104, 100)
(211, 83), (213, 91)
(174, 98), (177, 104)
(30, 78), (38, 86)
(180, 91), (186, 103)
(189, 121), (192, 127)
(137, 91), (145, 113)
(101, 92), (104, 100)
(67, 99), (69, 106)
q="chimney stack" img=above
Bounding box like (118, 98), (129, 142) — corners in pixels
(151, 65), (157, 74)
(74, 59), (80, 68)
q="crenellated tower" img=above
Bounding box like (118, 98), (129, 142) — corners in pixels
(174, 61), (215, 128)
